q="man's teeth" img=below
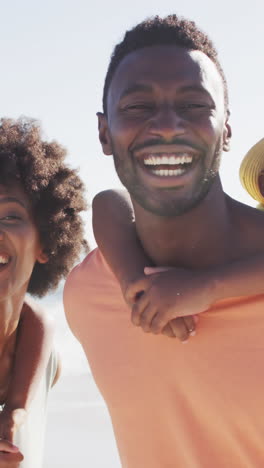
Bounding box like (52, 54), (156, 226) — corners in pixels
(143, 153), (193, 176)
(0, 255), (9, 264)
(144, 154), (193, 166)
(151, 168), (185, 176)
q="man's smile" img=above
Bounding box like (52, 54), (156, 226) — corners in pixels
(132, 145), (200, 186)
(143, 153), (194, 177)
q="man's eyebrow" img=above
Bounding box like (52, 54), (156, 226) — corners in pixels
(179, 85), (212, 96)
(0, 197), (27, 209)
(120, 83), (153, 99)
(120, 84), (213, 99)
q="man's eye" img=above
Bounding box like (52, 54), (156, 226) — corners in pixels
(123, 103), (154, 111)
(179, 103), (208, 109)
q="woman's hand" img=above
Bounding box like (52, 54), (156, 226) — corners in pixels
(125, 266), (214, 337)
(0, 408), (26, 443)
(0, 438), (23, 467)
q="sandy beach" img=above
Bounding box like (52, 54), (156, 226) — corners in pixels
(40, 291), (121, 468)
(44, 373), (121, 468)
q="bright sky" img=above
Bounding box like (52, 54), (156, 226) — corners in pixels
(1, 0), (263, 242)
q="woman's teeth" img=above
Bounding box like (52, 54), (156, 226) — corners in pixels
(0, 254), (9, 265)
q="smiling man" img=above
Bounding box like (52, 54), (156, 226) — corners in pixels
(64, 15), (264, 467)
(100, 43), (229, 218)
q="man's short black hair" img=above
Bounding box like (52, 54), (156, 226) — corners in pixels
(103, 14), (228, 114)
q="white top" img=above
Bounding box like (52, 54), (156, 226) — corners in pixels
(14, 351), (57, 468)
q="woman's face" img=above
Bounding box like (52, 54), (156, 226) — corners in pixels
(0, 183), (46, 301)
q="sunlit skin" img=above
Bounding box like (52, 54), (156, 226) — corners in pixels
(99, 46), (231, 218)
(98, 45), (235, 268)
(0, 183), (46, 405)
(92, 44), (264, 355)
(0, 184), (46, 306)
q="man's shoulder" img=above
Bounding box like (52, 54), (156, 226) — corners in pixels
(63, 248), (119, 310)
(63, 248), (124, 339)
(229, 197), (264, 251)
(65, 248), (112, 287)
(230, 198), (264, 224)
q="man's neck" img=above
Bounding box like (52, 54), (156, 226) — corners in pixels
(133, 179), (235, 269)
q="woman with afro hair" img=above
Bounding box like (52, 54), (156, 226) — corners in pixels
(0, 117), (86, 467)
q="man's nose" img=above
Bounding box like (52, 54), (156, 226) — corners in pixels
(148, 107), (186, 139)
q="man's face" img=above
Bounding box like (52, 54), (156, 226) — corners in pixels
(99, 45), (231, 216)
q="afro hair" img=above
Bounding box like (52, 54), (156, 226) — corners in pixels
(0, 117), (88, 297)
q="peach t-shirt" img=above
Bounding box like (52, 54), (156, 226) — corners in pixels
(64, 249), (264, 468)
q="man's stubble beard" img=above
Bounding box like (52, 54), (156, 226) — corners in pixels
(112, 140), (222, 217)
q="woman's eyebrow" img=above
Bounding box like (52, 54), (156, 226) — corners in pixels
(0, 197), (26, 209)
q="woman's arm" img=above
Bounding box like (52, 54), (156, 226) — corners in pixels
(93, 189), (264, 298)
(0, 298), (56, 442)
(92, 189), (152, 296)
(93, 189), (264, 337)
(126, 257), (264, 334)
(93, 189), (197, 341)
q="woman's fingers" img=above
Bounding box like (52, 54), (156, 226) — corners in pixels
(162, 323), (175, 338)
(168, 318), (190, 342)
(183, 315), (196, 336)
(125, 277), (149, 305)
(131, 293), (150, 326)
(144, 266), (172, 275)
(0, 439), (19, 453)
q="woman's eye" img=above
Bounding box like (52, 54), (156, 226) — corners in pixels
(0, 215), (21, 221)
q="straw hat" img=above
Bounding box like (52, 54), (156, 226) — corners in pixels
(239, 138), (264, 204)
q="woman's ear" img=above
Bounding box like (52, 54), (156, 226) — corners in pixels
(37, 250), (48, 264)
(97, 112), (113, 155)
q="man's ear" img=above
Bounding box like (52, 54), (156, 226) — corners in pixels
(97, 112), (113, 155)
(37, 250), (48, 264)
(223, 112), (232, 152)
